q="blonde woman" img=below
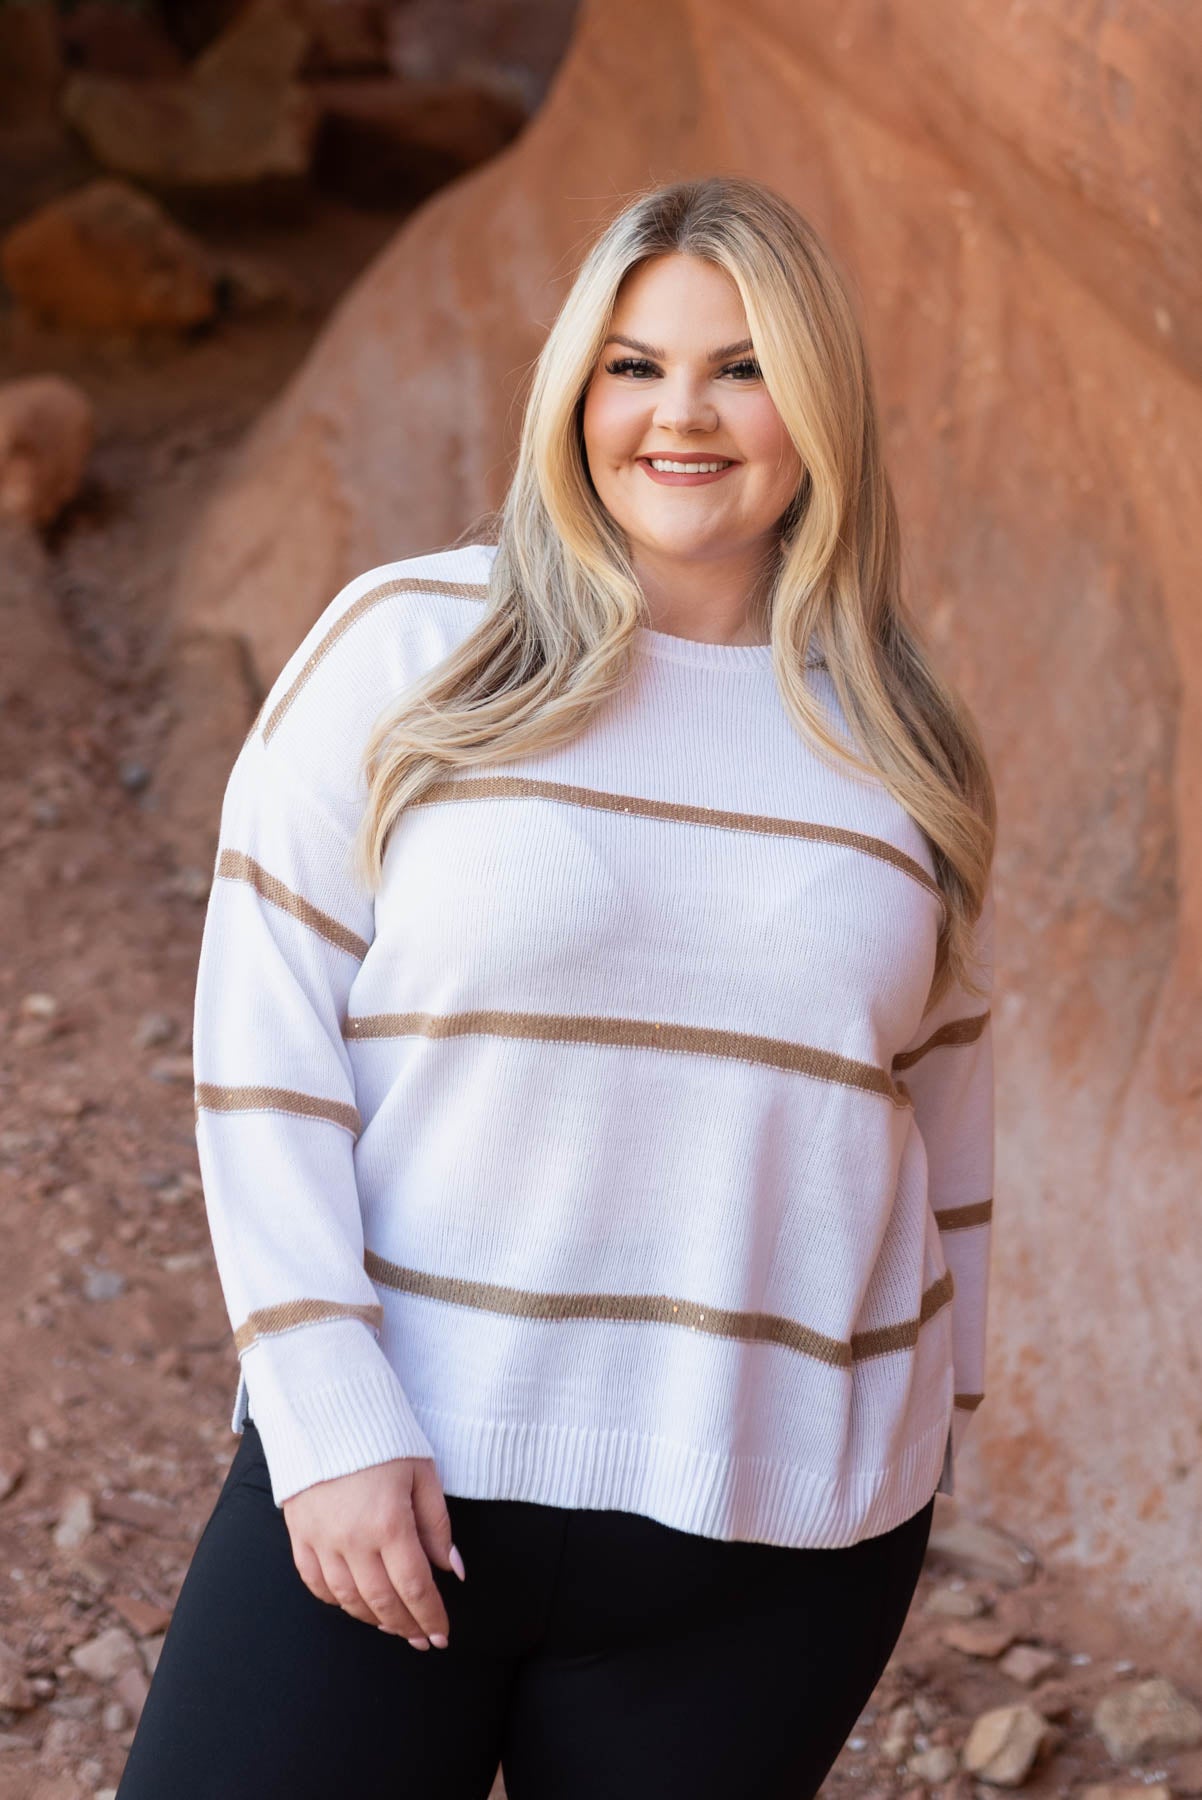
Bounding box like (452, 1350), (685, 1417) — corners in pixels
(117, 174), (996, 1800)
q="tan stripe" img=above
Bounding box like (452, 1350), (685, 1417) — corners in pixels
(260, 578), (489, 742)
(364, 1249), (952, 1371)
(934, 1198), (993, 1231)
(194, 1083), (361, 1135)
(954, 1391), (984, 1411)
(217, 849), (371, 960)
(849, 1270), (955, 1359)
(892, 1010), (991, 1072)
(233, 1297), (383, 1354)
(411, 775), (945, 915)
(344, 1008), (910, 1107)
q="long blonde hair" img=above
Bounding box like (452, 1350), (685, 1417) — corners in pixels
(353, 174), (996, 1012)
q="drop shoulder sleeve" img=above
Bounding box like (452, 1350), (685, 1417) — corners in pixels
(192, 726), (436, 1506)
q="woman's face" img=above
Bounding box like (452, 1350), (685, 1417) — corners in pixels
(580, 253), (804, 570)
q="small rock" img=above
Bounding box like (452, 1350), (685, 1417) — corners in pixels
(69, 1626), (140, 1684)
(1093, 1678), (1202, 1761)
(1030, 1681), (1076, 1721)
(112, 1664), (149, 1721)
(19, 992), (59, 1019)
(46, 1696), (96, 1719)
(53, 1488), (95, 1550)
(936, 1777), (974, 1800)
(0, 1453), (26, 1500)
(118, 760), (150, 793)
(139, 1633), (166, 1675)
(962, 1704), (1054, 1786)
(133, 1012), (175, 1050)
(0, 375), (94, 530)
(108, 1594), (171, 1637)
(0, 1638), (36, 1711)
(39, 1713), (87, 1758)
(910, 1747), (959, 1783)
(883, 1701), (918, 1763)
(941, 1618), (1016, 1658)
(149, 1055), (195, 1085)
(1000, 1643), (1061, 1686)
(925, 1584), (988, 1619)
(82, 1267), (126, 1302)
(101, 1698), (128, 1732)
(95, 1490), (175, 1532)
(927, 1520), (1036, 1588)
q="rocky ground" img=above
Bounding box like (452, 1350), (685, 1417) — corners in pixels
(0, 16), (1201, 1795)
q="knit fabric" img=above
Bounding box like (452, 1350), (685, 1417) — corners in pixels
(192, 540), (995, 1547)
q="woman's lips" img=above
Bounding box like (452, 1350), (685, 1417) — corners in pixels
(637, 457), (740, 487)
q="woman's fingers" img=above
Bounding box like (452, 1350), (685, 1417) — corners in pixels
(409, 1459), (458, 1579)
(291, 1536), (338, 1607)
(378, 1529), (451, 1645)
(342, 1546), (427, 1638)
(279, 1457), (454, 1646)
(321, 1549), (386, 1629)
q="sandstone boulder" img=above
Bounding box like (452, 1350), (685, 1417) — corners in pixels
(1, 178), (216, 334)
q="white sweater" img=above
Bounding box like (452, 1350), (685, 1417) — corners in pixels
(192, 540), (995, 1547)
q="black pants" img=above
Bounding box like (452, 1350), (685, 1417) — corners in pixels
(116, 1417), (935, 1800)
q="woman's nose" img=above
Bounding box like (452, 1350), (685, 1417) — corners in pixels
(652, 383), (719, 435)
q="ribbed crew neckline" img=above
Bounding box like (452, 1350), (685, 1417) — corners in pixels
(633, 624), (823, 672)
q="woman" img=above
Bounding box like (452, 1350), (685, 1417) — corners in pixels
(117, 173), (996, 1800)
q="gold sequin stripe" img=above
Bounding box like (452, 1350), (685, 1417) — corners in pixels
(216, 849), (371, 960)
(344, 1007), (912, 1108)
(933, 1198), (993, 1231)
(259, 578), (489, 743)
(233, 1297), (383, 1354)
(363, 1248), (953, 1370)
(193, 1083), (362, 1135)
(411, 775), (946, 918)
(954, 1391), (985, 1410)
(891, 1009), (991, 1072)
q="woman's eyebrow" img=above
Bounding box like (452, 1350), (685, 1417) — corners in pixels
(602, 333), (755, 361)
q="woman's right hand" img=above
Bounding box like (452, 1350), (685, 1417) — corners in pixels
(281, 1455), (464, 1649)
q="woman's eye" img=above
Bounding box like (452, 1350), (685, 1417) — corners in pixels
(604, 357), (657, 377)
(603, 357), (761, 380)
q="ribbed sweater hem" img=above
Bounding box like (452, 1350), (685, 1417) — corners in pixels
(406, 1403), (947, 1549)
(230, 1366), (949, 1546)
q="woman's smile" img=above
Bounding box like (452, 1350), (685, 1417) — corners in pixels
(637, 455), (740, 486)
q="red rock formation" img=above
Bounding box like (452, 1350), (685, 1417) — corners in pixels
(165, 0), (1202, 1661)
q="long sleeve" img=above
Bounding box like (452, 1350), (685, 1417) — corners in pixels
(192, 727), (436, 1506)
(893, 876), (996, 1498)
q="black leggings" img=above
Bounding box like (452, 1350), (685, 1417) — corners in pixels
(116, 1417), (935, 1800)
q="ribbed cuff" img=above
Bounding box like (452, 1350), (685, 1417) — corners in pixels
(240, 1318), (436, 1505)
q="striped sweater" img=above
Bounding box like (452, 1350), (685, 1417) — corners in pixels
(192, 539), (995, 1546)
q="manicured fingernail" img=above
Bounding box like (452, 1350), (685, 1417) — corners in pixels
(429, 1631), (449, 1649)
(449, 1544), (466, 1582)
